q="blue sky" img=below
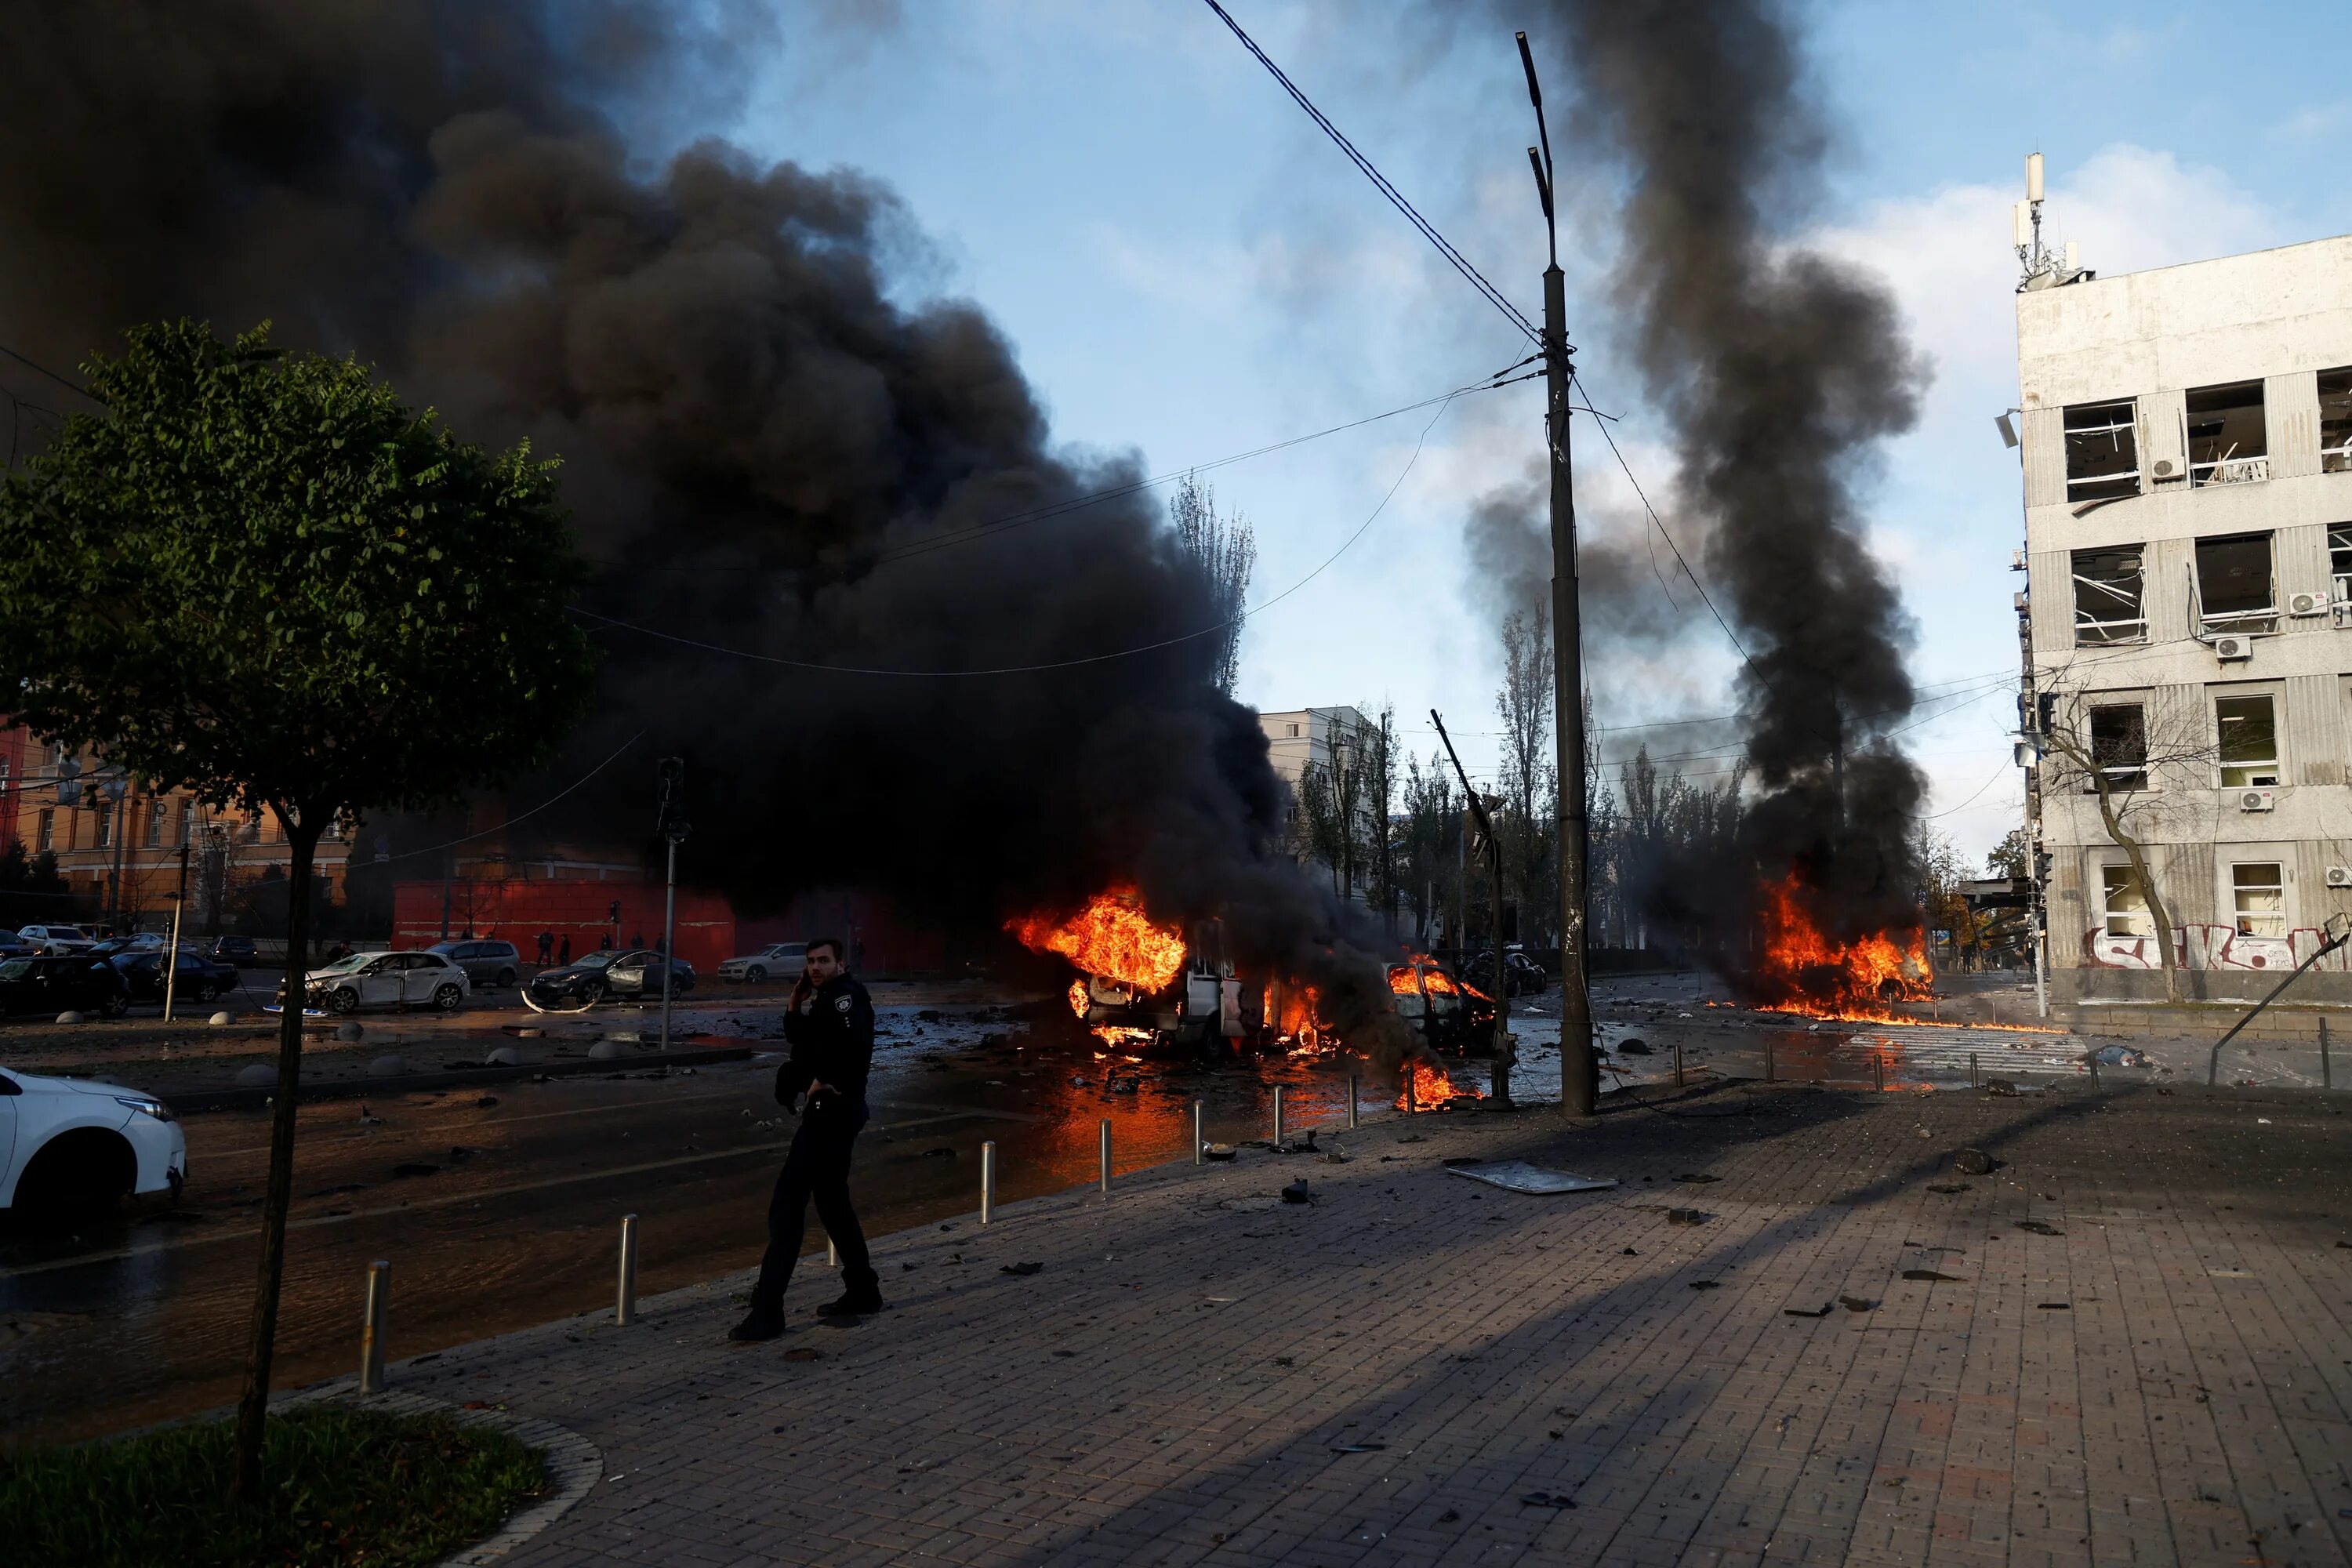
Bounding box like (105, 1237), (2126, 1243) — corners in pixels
(728, 1), (2351, 862)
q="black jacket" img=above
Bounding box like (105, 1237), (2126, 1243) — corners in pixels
(775, 973), (875, 1116)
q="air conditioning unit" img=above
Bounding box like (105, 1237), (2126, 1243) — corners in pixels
(2151, 457), (2179, 481)
(2288, 590), (2328, 618)
(2334, 601), (2352, 630)
(2238, 788), (2276, 813)
(2212, 633), (2253, 662)
(2328, 866), (2352, 888)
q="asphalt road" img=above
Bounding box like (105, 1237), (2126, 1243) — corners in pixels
(0, 998), (1480, 1446)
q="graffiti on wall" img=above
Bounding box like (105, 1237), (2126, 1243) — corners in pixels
(2081, 925), (2347, 972)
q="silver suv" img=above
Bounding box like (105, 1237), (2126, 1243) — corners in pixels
(429, 938), (522, 988)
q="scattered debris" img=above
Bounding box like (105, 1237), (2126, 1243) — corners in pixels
(1620, 1248), (1639, 1257)
(1436, 1509), (1461, 1523)
(1984, 1079), (2017, 1097)
(1838, 1296), (1876, 1313)
(2013, 1220), (2063, 1236)
(1445, 1162), (1617, 1195)
(920, 1147), (956, 1159)
(1674, 1173), (1719, 1185)
(390, 1163), (440, 1179)
(2207, 1268), (2252, 1279)
(1926, 1182), (1971, 1195)
(1619, 1040), (1652, 1055)
(1330, 1443), (1387, 1454)
(1784, 1302), (1834, 1319)
(1203, 1143), (1238, 1162)
(1280, 1180), (1315, 1205)
(1519, 1492), (1577, 1509)
(782, 1348), (820, 1363)
(1953, 1149), (1995, 1175)
(2036, 1302), (2071, 1310)
(1689, 1280), (1722, 1290)
(1667, 1209), (1709, 1226)
(1000, 1261), (1044, 1276)
(1902, 1269), (1965, 1283)
(474, 1095), (499, 1109)
(2091, 1044), (2147, 1067)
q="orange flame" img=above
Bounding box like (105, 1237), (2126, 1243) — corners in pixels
(1751, 873), (1933, 1022)
(1396, 1058), (1483, 1109)
(1065, 979), (1089, 1018)
(1007, 885), (1186, 992)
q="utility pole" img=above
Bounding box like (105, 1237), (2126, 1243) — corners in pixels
(656, 757), (689, 1052)
(163, 836), (191, 1022)
(1432, 712), (1513, 1105)
(1518, 32), (1595, 1116)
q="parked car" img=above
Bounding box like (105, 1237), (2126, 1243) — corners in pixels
(207, 935), (260, 967)
(1461, 949), (1548, 998)
(429, 938), (522, 989)
(718, 942), (805, 984)
(527, 949), (694, 1007)
(0, 1064), (186, 1221)
(280, 950), (470, 1014)
(0, 933), (36, 960)
(0, 954), (131, 1018)
(109, 948), (243, 1005)
(16, 924), (96, 956)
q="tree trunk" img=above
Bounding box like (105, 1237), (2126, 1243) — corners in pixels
(2084, 767), (2180, 1004)
(230, 809), (325, 1505)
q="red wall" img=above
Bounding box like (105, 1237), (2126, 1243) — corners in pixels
(392, 880), (736, 971)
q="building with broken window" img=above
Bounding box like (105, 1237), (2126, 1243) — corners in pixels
(2016, 230), (2352, 1000)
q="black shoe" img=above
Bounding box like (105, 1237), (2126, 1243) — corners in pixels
(728, 1308), (787, 1342)
(818, 1290), (884, 1318)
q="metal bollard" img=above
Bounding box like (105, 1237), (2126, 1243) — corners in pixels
(828, 1238), (838, 1267)
(1969, 1051), (1980, 1089)
(1099, 1118), (1112, 1196)
(1405, 1071), (1417, 1115)
(358, 1260), (390, 1394)
(2323, 1016), (2334, 1091)
(1873, 1054), (1885, 1093)
(1347, 1073), (1359, 1130)
(1192, 1100), (1204, 1166)
(615, 1214), (638, 1327)
(981, 1140), (996, 1225)
(1272, 1085), (1286, 1150)
(1763, 1037), (1775, 1083)
(1674, 1040), (1685, 1089)
(2086, 1050), (2100, 1091)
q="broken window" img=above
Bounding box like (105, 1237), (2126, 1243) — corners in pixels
(2071, 547), (2145, 644)
(2187, 380), (2268, 486)
(2100, 864), (2153, 938)
(2195, 532), (2275, 635)
(2332, 524), (2352, 604)
(2062, 399), (2139, 501)
(2215, 692), (2280, 788)
(2321, 368), (2352, 474)
(2230, 862), (2285, 938)
(2086, 703), (2147, 792)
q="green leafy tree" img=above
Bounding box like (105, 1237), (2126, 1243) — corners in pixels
(0, 321), (599, 1502)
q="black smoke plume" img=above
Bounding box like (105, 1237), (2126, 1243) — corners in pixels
(0, 1), (1413, 1053)
(1512, 0), (1930, 975)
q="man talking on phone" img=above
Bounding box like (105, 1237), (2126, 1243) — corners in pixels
(730, 936), (883, 1341)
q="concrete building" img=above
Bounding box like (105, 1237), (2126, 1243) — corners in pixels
(1258, 706), (1368, 800)
(2016, 226), (2352, 1000)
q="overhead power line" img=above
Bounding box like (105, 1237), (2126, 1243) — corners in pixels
(1200, 1), (1539, 346)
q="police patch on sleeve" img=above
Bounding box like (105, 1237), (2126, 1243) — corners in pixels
(836, 996), (853, 1012)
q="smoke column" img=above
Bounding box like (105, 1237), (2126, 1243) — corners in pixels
(1512, 0), (1930, 961)
(0, 0), (1414, 1051)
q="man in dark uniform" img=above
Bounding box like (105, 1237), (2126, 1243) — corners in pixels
(730, 935), (883, 1341)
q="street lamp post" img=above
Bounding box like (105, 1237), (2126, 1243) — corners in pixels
(656, 758), (688, 1053)
(1516, 32), (1595, 1116)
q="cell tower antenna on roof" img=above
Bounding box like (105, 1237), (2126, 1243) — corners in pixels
(2015, 151), (2091, 291)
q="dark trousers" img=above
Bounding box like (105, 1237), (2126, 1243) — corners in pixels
(750, 1104), (874, 1311)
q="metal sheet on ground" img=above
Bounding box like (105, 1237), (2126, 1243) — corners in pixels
(1446, 1160), (1617, 1194)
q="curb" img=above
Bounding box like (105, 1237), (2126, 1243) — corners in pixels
(163, 1044), (758, 1113)
(281, 1384), (602, 1566)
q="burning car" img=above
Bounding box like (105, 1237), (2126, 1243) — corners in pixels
(1011, 889), (1249, 1051)
(1386, 956), (1495, 1054)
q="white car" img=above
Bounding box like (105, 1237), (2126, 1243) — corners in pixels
(16, 924), (96, 956)
(0, 1065), (187, 1221)
(290, 949), (472, 1014)
(719, 942), (805, 983)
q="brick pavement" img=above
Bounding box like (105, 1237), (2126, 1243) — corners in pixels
(368, 1080), (2352, 1566)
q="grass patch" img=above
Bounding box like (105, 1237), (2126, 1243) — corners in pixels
(2, 1403), (546, 1568)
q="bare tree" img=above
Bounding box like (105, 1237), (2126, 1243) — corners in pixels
(1170, 472), (1257, 697)
(1358, 703), (1401, 935)
(1494, 609), (1555, 941)
(1403, 751), (1460, 946)
(1326, 715), (1366, 901)
(2036, 688), (2220, 1002)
